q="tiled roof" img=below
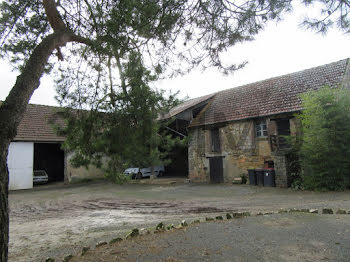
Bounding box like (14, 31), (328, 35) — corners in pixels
(14, 104), (66, 142)
(5, 59), (349, 140)
(159, 93), (215, 120)
(190, 58), (349, 127)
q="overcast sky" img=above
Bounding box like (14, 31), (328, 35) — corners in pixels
(1, 2), (350, 106)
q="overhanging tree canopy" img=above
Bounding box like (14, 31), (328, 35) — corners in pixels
(55, 51), (184, 182)
(0, 0), (350, 261)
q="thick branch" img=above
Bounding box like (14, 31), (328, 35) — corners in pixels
(43, 0), (67, 32)
(115, 52), (128, 96)
(107, 56), (116, 106)
(0, 31), (85, 145)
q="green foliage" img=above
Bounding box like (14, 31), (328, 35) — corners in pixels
(0, 1), (50, 67)
(56, 51), (185, 181)
(288, 150), (304, 190)
(0, 0), (296, 76)
(104, 170), (131, 185)
(300, 0), (350, 34)
(282, 134), (304, 189)
(297, 86), (350, 191)
(1, 1), (348, 74)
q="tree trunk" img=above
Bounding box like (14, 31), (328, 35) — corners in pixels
(0, 146), (9, 262)
(0, 30), (78, 262)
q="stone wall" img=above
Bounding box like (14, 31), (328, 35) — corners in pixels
(342, 59), (350, 89)
(188, 128), (209, 182)
(290, 117), (301, 137)
(188, 118), (276, 183)
(273, 153), (288, 187)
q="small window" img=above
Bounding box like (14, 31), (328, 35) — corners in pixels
(211, 128), (220, 152)
(256, 120), (268, 137)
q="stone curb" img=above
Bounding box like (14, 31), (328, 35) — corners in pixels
(59, 207), (349, 261)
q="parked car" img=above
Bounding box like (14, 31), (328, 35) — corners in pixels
(33, 170), (49, 184)
(124, 166), (165, 179)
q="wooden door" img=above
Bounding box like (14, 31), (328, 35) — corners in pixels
(209, 157), (224, 183)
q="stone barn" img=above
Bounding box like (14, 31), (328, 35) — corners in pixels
(167, 58), (350, 186)
(6, 58), (350, 189)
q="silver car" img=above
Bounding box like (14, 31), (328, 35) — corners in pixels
(124, 166), (165, 179)
(33, 170), (49, 184)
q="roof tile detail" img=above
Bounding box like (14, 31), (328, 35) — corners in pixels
(190, 58), (349, 127)
(14, 104), (66, 142)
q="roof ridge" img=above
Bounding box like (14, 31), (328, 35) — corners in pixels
(26, 103), (63, 110)
(203, 58), (350, 97)
(181, 92), (217, 103)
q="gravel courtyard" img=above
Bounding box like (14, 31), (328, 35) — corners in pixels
(70, 213), (350, 262)
(8, 180), (350, 261)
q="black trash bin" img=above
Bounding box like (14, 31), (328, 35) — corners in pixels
(255, 168), (264, 186)
(263, 169), (276, 187)
(248, 169), (257, 185)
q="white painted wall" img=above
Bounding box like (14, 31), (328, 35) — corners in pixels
(8, 142), (34, 190)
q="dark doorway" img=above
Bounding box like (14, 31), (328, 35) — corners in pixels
(163, 119), (189, 177)
(276, 119), (291, 136)
(276, 119), (291, 148)
(209, 157), (224, 183)
(165, 144), (188, 177)
(34, 143), (64, 182)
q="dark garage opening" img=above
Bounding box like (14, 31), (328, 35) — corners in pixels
(34, 143), (64, 183)
(165, 144), (188, 177)
(163, 119), (189, 177)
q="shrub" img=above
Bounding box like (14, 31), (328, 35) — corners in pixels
(297, 86), (350, 191)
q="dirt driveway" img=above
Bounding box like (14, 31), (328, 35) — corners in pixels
(8, 180), (350, 262)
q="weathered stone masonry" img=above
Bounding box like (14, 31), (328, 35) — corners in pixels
(186, 58), (350, 185)
(188, 116), (301, 184)
(188, 118), (271, 183)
